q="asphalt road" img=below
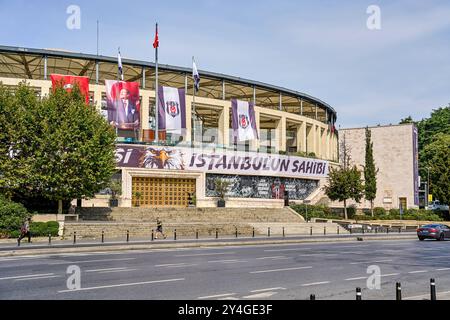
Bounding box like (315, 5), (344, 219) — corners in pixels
(1, 238), (450, 300)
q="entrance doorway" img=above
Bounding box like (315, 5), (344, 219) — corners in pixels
(399, 197), (407, 211)
(132, 177), (196, 208)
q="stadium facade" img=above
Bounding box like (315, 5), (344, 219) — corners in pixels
(0, 45), (339, 209)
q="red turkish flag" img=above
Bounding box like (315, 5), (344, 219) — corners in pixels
(153, 24), (159, 49)
(50, 74), (90, 104)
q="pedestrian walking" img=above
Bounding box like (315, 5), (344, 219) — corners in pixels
(155, 217), (166, 239)
(18, 217), (32, 244)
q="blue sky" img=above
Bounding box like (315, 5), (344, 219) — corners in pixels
(1, 0), (449, 127)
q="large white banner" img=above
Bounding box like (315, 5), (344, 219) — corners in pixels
(116, 144), (329, 178)
(231, 99), (258, 142)
(158, 85), (186, 135)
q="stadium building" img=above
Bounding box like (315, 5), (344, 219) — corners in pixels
(0, 45), (339, 209)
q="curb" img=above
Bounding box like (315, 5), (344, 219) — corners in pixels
(0, 235), (417, 257)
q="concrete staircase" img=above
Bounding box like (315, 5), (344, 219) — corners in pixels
(64, 207), (309, 239)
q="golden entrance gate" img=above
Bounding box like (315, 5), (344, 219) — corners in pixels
(131, 177), (195, 208)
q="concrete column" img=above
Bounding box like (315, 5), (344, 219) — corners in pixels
(326, 129), (331, 160)
(250, 108), (260, 152)
(184, 95), (193, 142)
(277, 116), (286, 152)
(141, 91), (150, 130)
(297, 121), (307, 153)
(93, 89), (102, 112)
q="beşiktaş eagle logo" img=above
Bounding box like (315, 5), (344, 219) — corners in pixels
(166, 101), (180, 118)
(239, 114), (250, 129)
(141, 147), (184, 170)
(63, 83), (73, 90)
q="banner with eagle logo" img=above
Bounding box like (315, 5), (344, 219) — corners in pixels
(231, 99), (258, 142)
(158, 85), (186, 135)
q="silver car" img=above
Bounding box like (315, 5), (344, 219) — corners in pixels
(417, 224), (450, 241)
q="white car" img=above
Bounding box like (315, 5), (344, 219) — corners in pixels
(427, 200), (449, 211)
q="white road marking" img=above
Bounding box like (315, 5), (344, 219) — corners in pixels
(256, 256), (288, 260)
(345, 276), (367, 281)
(207, 259), (246, 263)
(85, 267), (128, 273)
(250, 287), (286, 293)
(48, 258), (136, 265)
(350, 259), (393, 265)
(381, 273), (400, 277)
(243, 292), (277, 299)
(155, 263), (197, 267)
(98, 268), (137, 274)
(164, 264), (198, 268)
(198, 293), (236, 299)
(264, 248), (310, 252)
(15, 275), (61, 281)
(175, 252), (236, 257)
(58, 278), (185, 293)
(250, 266), (312, 274)
(436, 268), (450, 271)
(301, 281), (330, 287)
(428, 256), (450, 259)
(0, 273), (54, 280)
(408, 270), (428, 274)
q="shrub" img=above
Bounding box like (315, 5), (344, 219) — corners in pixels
(0, 195), (30, 237)
(27, 221), (59, 237)
(290, 204), (341, 220)
(373, 207), (386, 216)
(347, 205), (357, 219)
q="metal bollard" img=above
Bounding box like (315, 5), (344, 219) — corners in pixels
(282, 227), (285, 238)
(252, 227), (255, 238)
(396, 282), (402, 300)
(73, 231), (77, 244)
(174, 229), (177, 241)
(268, 227), (270, 237)
(356, 287), (362, 300)
(324, 226), (326, 235)
(196, 230), (198, 240)
(151, 229), (154, 241)
(101, 230), (104, 243)
(235, 227), (238, 238)
(126, 230), (129, 243)
(337, 226), (339, 235)
(310, 294), (315, 300)
(387, 227), (389, 234)
(399, 227), (401, 234)
(216, 228), (218, 239)
(310, 226), (313, 236)
(430, 278), (436, 300)
(48, 234), (52, 245)
(362, 227), (364, 234)
(375, 227), (378, 234)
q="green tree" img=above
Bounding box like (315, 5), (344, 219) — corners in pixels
(399, 116), (414, 124)
(364, 127), (377, 216)
(422, 134), (450, 205)
(324, 135), (364, 219)
(0, 82), (117, 213)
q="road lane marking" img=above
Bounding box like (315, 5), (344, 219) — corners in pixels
(198, 293), (236, 299)
(250, 266), (312, 274)
(350, 259), (393, 265)
(408, 270), (428, 274)
(155, 263), (197, 267)
(436, 268), (450, 271)
(48, 258), (136, 265)
(301, 281), (330, 286)
(207, 259), (246, 263)
(175, 252), (236, 257)
(428, 256), (450, 259)
(381, 273), (400, 277)
(243, 292), (277, 299)
(345, 276), (367, 281)
(256, 256), (287, 260)
(58, 278), (185, 293)
(85, 267), (128, 273)
(98, 268), (137, 274)
(264, 248), (310, 252)
(250, 287), (286, 293)
(164, 264), (198, 268)
(15, 275), (61, 281)
(0, 273), (54, 280)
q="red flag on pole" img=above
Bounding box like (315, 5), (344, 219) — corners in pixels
(153, 23), (159, 49)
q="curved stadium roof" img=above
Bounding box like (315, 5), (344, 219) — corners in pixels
(0, 45), (336, 123)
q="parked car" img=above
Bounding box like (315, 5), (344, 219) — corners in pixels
(427, 200), (449, 211)
(417, 224), (450, 241)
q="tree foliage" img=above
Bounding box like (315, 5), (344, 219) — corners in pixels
(364, 127), (377, 216)
(0, 82), (117, 204)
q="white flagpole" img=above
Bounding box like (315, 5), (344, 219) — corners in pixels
(192, 56), (196, 147)
(154, 23), (159, 144)
(116, 47), (120, 136)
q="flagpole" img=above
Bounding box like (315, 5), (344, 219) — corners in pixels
(154, 23), (159, 144)
(116, 47), (120, 137)
(192, 56), (196, 147)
